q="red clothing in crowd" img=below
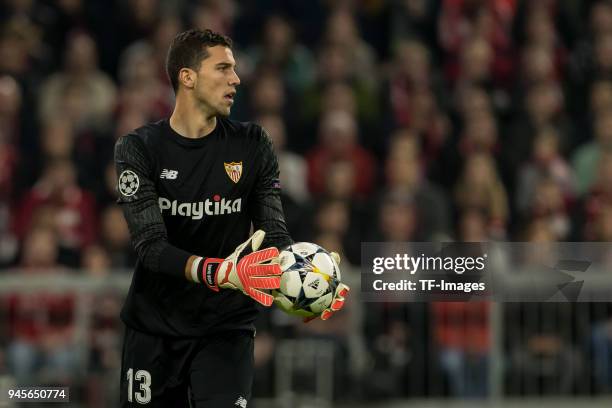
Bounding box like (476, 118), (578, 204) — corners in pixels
(432, 301), (491, 353)
(6, 293), (75, 343)
(13, 184), (97, 250)
(440, 0), (517, 86)
(306, 145), (376, 197)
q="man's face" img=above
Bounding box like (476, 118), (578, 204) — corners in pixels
(193, 45), (240, 117)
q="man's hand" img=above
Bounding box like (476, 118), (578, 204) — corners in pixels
(273, 251), (350, 322)
(199, 230), (282, 306)
(304, 281), (350, 322)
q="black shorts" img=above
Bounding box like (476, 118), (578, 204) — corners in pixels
(120, 326), (254, 407)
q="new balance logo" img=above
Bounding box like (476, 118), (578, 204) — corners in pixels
(234, 396), (247, 407)
(160, 169), (178, 179)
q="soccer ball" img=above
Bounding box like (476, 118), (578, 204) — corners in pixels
(272, 242), (342, 318)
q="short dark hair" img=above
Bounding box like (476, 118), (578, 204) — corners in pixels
(165, 29), (233, 92)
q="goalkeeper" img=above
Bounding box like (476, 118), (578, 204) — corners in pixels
(115, 29), (348, 407)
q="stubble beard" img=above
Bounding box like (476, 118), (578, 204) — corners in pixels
(196, 94), (229, 118)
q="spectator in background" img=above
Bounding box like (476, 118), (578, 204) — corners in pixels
(570, 1), (612, 116)
(257, 113), (308, 204)
(81, 245), (111, 277)
(439, 0), (516, 87)
(150, 16), (183, 76)
(581, 151), (612, 240)
(189, 0), (235, 37)
(369, 192), (418, 242)
(322, 160), (357, 201)
(0, 140), (18, 266)
(520, 44), (558, 87)
(591, 317), (612, 392)
(0, 17), (47, 80)
(117, 42), (172, 121)
(446, 86), (494, 170)
(312, 231), (346, 263)
(301, 45), (378, 130)
(95, 161), (119, 209)
(591, 204), (612, 242)
(12, 160), (97, 265)
(520, 3), (567, 67)
(37, 117), (112, 191)
(99, 206), (134, 269)
(19, 227), (61, 270)
(458, 110), (499, 158)
(378, 131), (450, 240)
(323, 9), (378, 91)
(248, 72), (286, 118)
(456, 37), (494, 90)
(573, 110), (612, 195)
(39, 118), (74, 163)
(35, 115), (112, 207)
(523, 176), (572, 241)
(455, 85), (494, 122)
(317, 81), (380, 153)
(362, 299), (426, 398)
(316, 159), (365, 263)
(505, 81), (570, 180)
(589, 1), (612, 39)
(439, 90), (500, 188)
(306, 195), (361, 265)
(455, 153), (508, 238)
(433, 301), (490, 398)
(390, 0), (440, 50)
(321, 82), (358, 118)
(116, 13), (181, 111)
(313, 199), (351, 245)
(388, 41), (450, 162)
(39, 32), (116, 131)
(115, 0), (162, 51)
(595, 32), (612, 79)
(457, 209), (490, 242)
(516, 127), (575, 217)
(244, 14), (315, 94)
(525, 81), (569, 136)
(508, 308), (582, 396)
(87, 291), (123, 407)
(511, 40), (560, 122)
(0, 77), (22, 264)
(7, 227), (77, 384)
(306, 110), (376, 198)
(590, 79), (612, 120)
(77, 110), (150, 201)
(0, 75), (22, 147)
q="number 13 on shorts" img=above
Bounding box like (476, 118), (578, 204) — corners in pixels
(127, 368), (151, 404)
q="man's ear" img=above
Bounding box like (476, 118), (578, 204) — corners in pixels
(178, 68), (196, 89)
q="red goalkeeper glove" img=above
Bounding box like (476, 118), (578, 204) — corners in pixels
(304, 252), (350, 322)
(193, 230), (282, 306)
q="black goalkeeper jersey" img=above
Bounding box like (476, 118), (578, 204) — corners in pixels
(114, 117), (292, 337)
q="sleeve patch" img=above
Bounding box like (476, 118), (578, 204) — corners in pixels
(118, 170), (140, 197)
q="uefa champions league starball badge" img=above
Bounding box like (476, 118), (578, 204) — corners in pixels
(118, 170), (140, 197)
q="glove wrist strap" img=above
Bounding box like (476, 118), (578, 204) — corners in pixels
(191, 257), (224, 291)
(204, 258), (224, 291)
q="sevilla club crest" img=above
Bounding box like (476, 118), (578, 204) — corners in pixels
(224, 161), (243, 183)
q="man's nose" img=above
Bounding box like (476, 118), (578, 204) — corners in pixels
(230, 70), (240, 86)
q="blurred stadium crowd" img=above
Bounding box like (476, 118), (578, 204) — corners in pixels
(3, 0), (612, 405)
